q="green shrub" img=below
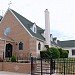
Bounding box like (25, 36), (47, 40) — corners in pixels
(58, 48), (69, 58)
(66, 50), (69, 53)
(40, 47), (69, 59)
(58, 48), (63, 58)
(62, 50), (69, 58)
(49, 47), (60, 58)
(11, 55), (16, 62)
(40, 50), (50, 58)
(40, 47), (60, 59)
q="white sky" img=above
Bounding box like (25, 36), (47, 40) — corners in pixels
(0, 0), (75, 41)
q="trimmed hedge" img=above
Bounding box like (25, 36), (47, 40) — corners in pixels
(62, 50), (69, 58)
(40, 47), (69, 58)
(49, 47), (60, 58)
(40, 50), (50, 58)
(40, 47), (60, 59)
(58, 48), (69, 58)
(58, 48), (63, 58)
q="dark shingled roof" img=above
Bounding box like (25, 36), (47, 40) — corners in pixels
(51, 41), (59, 47)
(10, 9), (45, 41)
(58, 40), (75, 48)
(53, 37), (57, 41)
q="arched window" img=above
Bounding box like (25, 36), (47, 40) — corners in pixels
(38, 42), (41, 50)
(19, 42), (23, 50)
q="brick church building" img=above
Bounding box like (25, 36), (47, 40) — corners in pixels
(0, 8), (51, 59)
(0, 8), (75, 59)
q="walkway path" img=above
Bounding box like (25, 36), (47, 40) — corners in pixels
(0, 71), (31, 75)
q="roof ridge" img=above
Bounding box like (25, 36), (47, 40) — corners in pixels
(10, 9), (45, 41)
(10, 9), (44, 30)
(10, 9), (33, 24)
(59, 40), (75, 42)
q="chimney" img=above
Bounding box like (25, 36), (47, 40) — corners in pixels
(45, 9), (51, 47)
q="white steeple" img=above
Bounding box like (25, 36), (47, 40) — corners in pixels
(45, 9), (51, 47)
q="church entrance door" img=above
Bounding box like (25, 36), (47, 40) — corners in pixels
(5, 43), (13, 58)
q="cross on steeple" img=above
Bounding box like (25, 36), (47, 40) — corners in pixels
(8, 1), (12, 8)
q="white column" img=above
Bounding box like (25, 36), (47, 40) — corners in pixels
(45, 9), (51, 47)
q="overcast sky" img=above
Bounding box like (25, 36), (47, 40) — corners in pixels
(0, 0), (74, 41)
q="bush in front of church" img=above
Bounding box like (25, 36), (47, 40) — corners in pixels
(40, 50), (50, 58)
(48, 47), (60, 58)
(40, 47), (60, 59)
(58, 48), (69, 58)
(61, 50), (69, 58)
(11, 55), (16, 62)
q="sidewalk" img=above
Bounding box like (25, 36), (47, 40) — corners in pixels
(0, 71), (31, 75)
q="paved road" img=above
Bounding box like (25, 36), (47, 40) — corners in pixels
(0, 71), (31, 75)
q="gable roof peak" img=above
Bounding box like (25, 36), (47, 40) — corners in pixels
(9, 9), (45, 41)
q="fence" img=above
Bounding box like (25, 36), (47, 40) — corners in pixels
(3, 52), (31, 63)
(31, 57), (75, 75)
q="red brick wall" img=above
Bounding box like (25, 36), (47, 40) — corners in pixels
(0, 9), (37, 58)
(0, 62), (31, 73)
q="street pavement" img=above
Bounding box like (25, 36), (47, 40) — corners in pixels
(0, 71), (31, 75)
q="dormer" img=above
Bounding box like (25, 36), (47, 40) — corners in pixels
(53, 37), (57, 44)
(30, 23), (37, 33)
(50, 34), (53, 41)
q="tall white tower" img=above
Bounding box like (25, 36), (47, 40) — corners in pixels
(45, 9), (51, 47)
